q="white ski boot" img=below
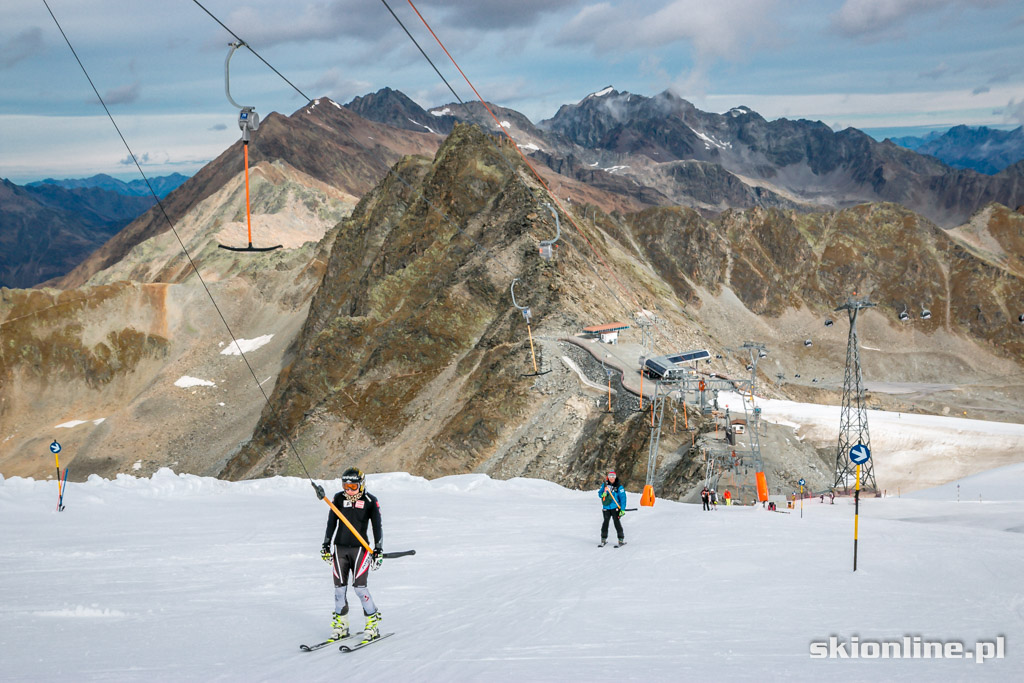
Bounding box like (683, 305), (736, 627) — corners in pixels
(331, 613), (349, 640)
(363, 611), (383, 639)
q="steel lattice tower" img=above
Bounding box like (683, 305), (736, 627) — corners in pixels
(832, 298), (878, 492)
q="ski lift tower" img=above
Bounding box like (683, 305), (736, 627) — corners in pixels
(740, 341), (767, 472)
(832, 297), (878, 493)
(635, 310), (657, 351)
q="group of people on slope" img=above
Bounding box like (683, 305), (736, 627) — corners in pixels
(700, 486), (725, 510)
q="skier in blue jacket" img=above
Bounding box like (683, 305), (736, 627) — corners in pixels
(598, 470), (626, 547)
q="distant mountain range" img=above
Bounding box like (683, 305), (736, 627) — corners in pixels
(27, 173), (188, 199)
(344, 87), (1024, 226)
(887, 126), (1024, 174)
(0, 179), (158, 288)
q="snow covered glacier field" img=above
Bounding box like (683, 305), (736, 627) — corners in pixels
(2, 466), (1023, 681)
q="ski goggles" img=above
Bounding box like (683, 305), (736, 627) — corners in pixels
(342, 482), (360, 492)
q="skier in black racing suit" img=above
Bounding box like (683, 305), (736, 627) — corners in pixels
(321, 467), (383, 640)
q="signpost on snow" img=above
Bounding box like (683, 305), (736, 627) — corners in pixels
(798, 478), (805, 518)
(849, 444), (871, 571)
(51, 440), (67, 512)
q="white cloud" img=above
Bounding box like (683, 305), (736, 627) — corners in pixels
(694, 84), (1024, 129)
(558, 1), (781, 96)
(998, 98), (1024, 125)
(832, 0), (1006, 40)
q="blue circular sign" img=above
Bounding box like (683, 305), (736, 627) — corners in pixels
(50, 441), (62, 454)
(798, 478), (806, 486)
(849, 443), (871, 464)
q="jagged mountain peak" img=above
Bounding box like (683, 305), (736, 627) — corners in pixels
(344, 87), (455, 136)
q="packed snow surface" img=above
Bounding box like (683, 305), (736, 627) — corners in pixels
(219, 334), (273, 355)
(719, 391), (1024, 490)
(1, 469), (1021, 680)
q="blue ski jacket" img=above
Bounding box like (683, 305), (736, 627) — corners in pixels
(599, 480), (626, 510)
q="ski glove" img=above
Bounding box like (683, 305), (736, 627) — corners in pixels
(370, 546), (383, 571)
(618, 509), (626, 518)
(321, 543), (332, 563)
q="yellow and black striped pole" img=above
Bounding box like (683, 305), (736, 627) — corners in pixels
(853, 463), (861, 571)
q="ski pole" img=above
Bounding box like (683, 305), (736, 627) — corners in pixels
(382, 550), (416, 559)
(57, 467), (69, 511)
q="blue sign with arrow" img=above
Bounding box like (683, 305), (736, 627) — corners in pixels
(798, 478), (805, 486)
(849, 443), (871, 464)
(50, 441), (62, 454)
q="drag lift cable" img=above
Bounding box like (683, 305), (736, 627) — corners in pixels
(218, 41), (282, 253)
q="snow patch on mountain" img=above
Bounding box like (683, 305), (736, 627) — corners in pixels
(220, 335), (274, 355)
(174, 376), (216, 388)
(54, 418), (106, 429)
(406, 118), (437, 135)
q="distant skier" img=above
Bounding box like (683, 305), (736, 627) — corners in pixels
(700, 486), (711, 511)
(598, 470), (626, 547)
(829, 490), (835, 505)
(724, 489), (732, 506)
(710, 489), (717, 509)
(321, 468), (384, 641)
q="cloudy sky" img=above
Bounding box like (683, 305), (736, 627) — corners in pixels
(1, 0), (1022, 183)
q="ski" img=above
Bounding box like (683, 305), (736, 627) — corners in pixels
(300, 633), (357, 651)
(339, 632), (394, 653)
(598, 542), (607, 548)
(614, 541), (627, 548)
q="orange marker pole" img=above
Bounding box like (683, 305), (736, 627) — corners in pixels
(639, 372), (643, 410)
(853, 463), (861, 571)
(526, 324), (538, 373)
(243, 141), (253, 247)
(683, 402), (689, 430)
(54, 449), (63, 511)
(607, 376), (611, 412)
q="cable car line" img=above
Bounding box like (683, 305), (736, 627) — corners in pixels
(41, 0), (319, 486)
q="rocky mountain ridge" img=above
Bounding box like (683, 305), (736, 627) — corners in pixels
(348, 87), (1024, 226)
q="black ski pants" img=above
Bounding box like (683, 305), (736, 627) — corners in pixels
(601, 508), (624, 540)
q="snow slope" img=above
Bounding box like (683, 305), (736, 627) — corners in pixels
(1, 469), (1022, 681)
(720, 391), (1024, 491)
